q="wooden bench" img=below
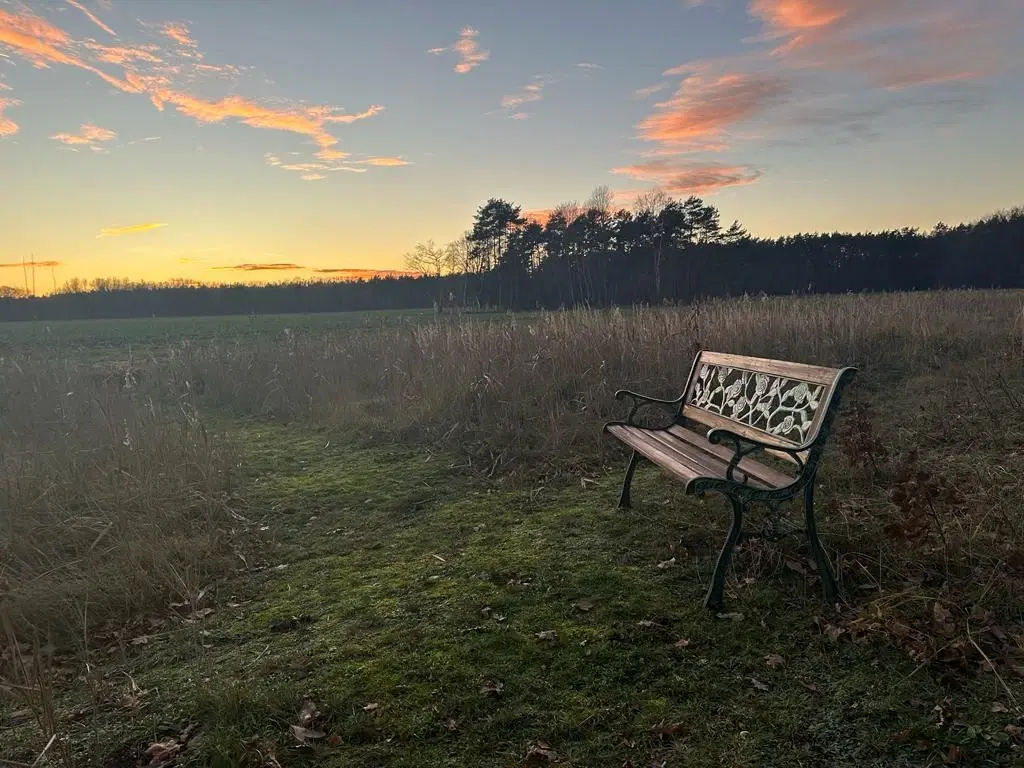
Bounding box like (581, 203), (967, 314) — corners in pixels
(604, 351), (857, 610)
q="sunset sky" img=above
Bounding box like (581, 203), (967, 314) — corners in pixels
(1, 0), (1022, 286)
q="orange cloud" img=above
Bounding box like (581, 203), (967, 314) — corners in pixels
(213, 263), (303, 271)
(51, 123), (117, 145)
(612, 159), (763, 195)
(638, 71), (789, 145)
(636, 82), (670, 98)
(160, 22), (197, 49)
(429, 27), (489, 73)
(98, 221), (168, 237)
(0, 97), (18, 137)
(523, 209), (554, 226)
(0, 8), (139, 92)
(501, 77), (547, 111)
(86, 43), (162, 66)
(141, 86), (382, 159)
(66, 0), (116, 36)
(357, 157), (411, 167)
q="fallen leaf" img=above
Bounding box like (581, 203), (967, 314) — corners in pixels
(480, 680), (504, 698)
(143, 739), (182, 767)
(444, 718), (459, 731)
(637, 619), (659, 628)
(942, 744), (963, 765)
(363, 702), (379, 712)
(289, 725), (326, 745)
(262, 748), (283, 768)
(765, 654), (785, 669)
(326, 734), (343, 747)
(298, 698), (320, 727)
(656, 558), (676, 570)
(649, 721), (685, 741)
(524, 740), (559, 766)
(785, 559), (808, 575)
(933, 602), (955, 636)
(571, 599), (595, 613)
(481, 606), (493, 617)
(493, 613), (508, 622)
(191, 608), (215, 620)
(673, 638), (692, 648)
(716, 612), (744, 621)
(131, 635), (154, 645)
(535, 630), (558, 642)
(990, 701), (1009, 713)
(751, 677), (769, 691)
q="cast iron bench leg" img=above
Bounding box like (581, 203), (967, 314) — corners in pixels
(704, 495), (744, 610)
(804, 482), (839, 602)
(618, 450), (641, 509)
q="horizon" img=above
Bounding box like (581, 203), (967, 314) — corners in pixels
(2, 0), (1023, 287)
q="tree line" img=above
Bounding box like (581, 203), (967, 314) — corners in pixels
(1, 187), (1022, 322)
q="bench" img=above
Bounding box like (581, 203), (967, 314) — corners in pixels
(604, 351), (857, 610)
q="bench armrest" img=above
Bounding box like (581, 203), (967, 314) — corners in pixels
(614, 389), (686, 428)
(706, 427), (810, 482)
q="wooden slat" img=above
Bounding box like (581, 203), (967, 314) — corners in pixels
(682, 408), (808, 466)
(643, 429), (736, 480)
(607, 425), (702, 487)
(697, 351), (840, 387)
(667, 425), (794, 489)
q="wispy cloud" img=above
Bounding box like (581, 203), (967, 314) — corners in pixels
(212, 263), (303, 271)
(635, 82), (670, 98)
(0, 260), (62, 268)
(577, 62), (602, 70)
(501, 76), (548, 113)
(159, 22), (197, 51)
(85, 42), (162, 66)
(356, 156), (412, 167)
(429, 27), (489, 73)
(612, 159), (763, 195)
(65, 0), (116, 36)
(97, 221), (168, 237)
(0, 96), (19, 137)
(0, 8), (138, 92)
(639, 71), (790, 146)
(51, 122), (116, 146)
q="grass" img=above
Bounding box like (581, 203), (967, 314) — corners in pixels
(3, 291), (1024, 766)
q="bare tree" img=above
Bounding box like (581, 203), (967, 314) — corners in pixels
(585, 184), (613, 214)
(632, 186), (671, 217)
(403, 239), (446, 277)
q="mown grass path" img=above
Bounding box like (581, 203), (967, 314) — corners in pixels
(6, 422), (1020, 767)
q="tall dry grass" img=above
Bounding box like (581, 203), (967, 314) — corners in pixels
(169, 290), (1024, 474)
(0, 354), (238, 647)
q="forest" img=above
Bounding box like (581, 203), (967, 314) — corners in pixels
(1, 188), (1022, 321)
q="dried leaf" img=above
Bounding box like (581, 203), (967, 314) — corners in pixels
(649, 721), (685, 741)
(363, 702), (379, 712)
(444, 718), (459, 731)
(480, 680), (504, 698)
(571, 599), (595, 613)
(298, 698), (320, 727)
(191, 608), (215, 620)
(289, 725), (326, 745)
(716, 612), (744, 621)
(764, 653), (785, 669)
(656, 558), (676, 570)
(524, 740), (559, 766)
(990, 701), (1009, 713)
(751, 677), (769, 691)
(1005, 724), (1022, 741)
(673, 638), (692, 648)
(326, 734), (343, 747)
(785, 559), (808, 575)
(535, 630), (558, 642)
(637, 619), (659, 628)
(143, 739), (182, 767)
(942, 744), (963, 765)
(131, 635), (154, 645)
(933, 602), (955, 636)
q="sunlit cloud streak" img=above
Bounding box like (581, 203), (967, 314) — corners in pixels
(97, 221), (168, 237)
(428, 27), (489, 73)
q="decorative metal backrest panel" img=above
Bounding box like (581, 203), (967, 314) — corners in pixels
(688, 362), (827, 445)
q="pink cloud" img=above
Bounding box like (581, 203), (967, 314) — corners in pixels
(160, 22), (197, 50)
(429, 27), (489, 73)
(612, 159), (763, 195)
(51, 122), (117, 145)
(0, 96), (19, 137)
(638, 71), (789, 145)
(66, 0), (116, 36)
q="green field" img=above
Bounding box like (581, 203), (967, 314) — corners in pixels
(3, 292), (1024, 767)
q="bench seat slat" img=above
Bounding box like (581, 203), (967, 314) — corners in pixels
(606, 424), (788, 492)
(666, 425), (795, 489)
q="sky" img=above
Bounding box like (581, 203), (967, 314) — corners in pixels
(1, 0), (1023, 288)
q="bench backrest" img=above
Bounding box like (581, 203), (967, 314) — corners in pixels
(681, 351), (856, 468)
